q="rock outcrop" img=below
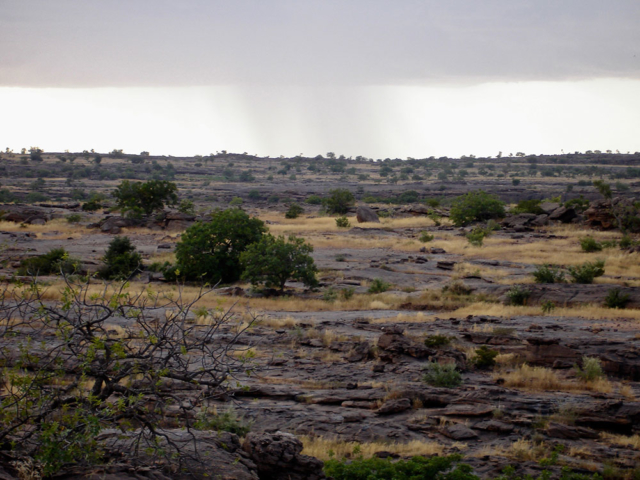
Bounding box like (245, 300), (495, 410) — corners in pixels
(356, 205), (380, 223)
(242, 431), (325, 480)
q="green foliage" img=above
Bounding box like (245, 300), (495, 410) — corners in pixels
(424, 198), (441, 208)
(324, 455), (478, 480)
(512, 199), (544, 215)
(66, 213), (82, 223)
(240, 234), (318, 291)
(564, 195), (590, 212)
(248, 189), (261, 200)
(512, 178), (520, 186)
(466, 226), (491, 247)
(419, 231), (435, 243)
(285, 203), (304, 219)
(306, 194), (323, 205)
(541, 301), (556, 314)
(325, 188), (355, 215)
(471, 346), (499, 369)
(579, 236), (603, 252)
(267, 195), (279, 204)
(112, 180), (178, 216)
(178, 199), (195, 215)
(574, 356), (605, 382)
(193, 407), (252, 436)
(593, 180), (612, 199)
(368, 278), (391, 293)
(424, 334), (452, 348)
(506, 285), (530, 305)
(229, 196), (243, 206)
(82, 199), (103, 211)
(174, 209), (267, 283)
(619, 234), (634, 249)
(422, 362), (462, 388)
(604, 288), (630, 309)
(335, 216), (351, 228)
(567, 260), (605, 284)
(97, 236), (142, 280)
(322, 287), (338, 302)
(18, 248), (78, 276)
(532, 264), (565, 284)
(340, 287), (355, 300)
(450, 190), (506, 226)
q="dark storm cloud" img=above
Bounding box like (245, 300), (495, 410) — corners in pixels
(1, 0), (639, 87)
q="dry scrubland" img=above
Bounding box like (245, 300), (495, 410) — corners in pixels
(1, 149), (640, 478)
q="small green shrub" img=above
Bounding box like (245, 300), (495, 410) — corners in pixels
(323, 287), (338, 303)
(506, 285), (530, 305)
(267, 195), (279, 204)
(193, 407), (252, 436)
(335, 216), (350, 228)
(18, 248), (78, 276)
(97, 236), (142, 280)
(541, 301), (556, 314)
(422, 362), (462, 388)
(471, 346), (499, 369)
(450, 190), (505, 226)
(512, 199), (544, 215)
(229, 196), (243, 206)
(368, 278), (391, 293)
(419, 231), (435, 243)
(324, 455), (477, 480)
(532, 264), (565, 284)
(574, 356), (605, 382)
(285, 203), (304, 219)
(82, 199), (103, 211)
(178, 199), (195, 214)
(305, 194), (323, 205)
(424, 334), (452, 348)
(619, 234), (634, 249)
(567, 260), (605, 284)
(579, 236), (602, 252)
(466, 227), (488, 247)
(65, 213), (82, 223)
(604, 288), (630, 309)
(340, 287), (355, 300)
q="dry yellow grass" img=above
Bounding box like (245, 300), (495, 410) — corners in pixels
(452, 262), (516, 284)
(600, 433), (640, 450)
(0, 219), (81, 238)
(429, 226), (640, 282)
(498, 365), (613, 393)
(300, 436), (445, 461)
(449, 302), (640, 322)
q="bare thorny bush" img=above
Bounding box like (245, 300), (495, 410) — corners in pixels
(0, 277), (258, 477)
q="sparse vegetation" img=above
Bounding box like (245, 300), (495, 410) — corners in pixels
(604, 288), (631, 309)
(506, 285), (530, 306)
(567, 259), (605, 284)
(422, 362), (462, 388)
(368, 278), (391, 293)
(532, 264), (565, 284)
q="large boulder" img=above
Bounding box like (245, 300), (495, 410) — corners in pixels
(377, 332), (433, 359)
(548, 206), (577, 223)
(0, 205), (50, 224)
(242, 431), (325, 480)
(356, 205), (380, 223)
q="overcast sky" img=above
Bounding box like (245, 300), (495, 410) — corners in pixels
(1, 1), (639, 157)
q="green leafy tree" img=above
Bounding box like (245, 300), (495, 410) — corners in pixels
(97, 236), (142, 280)
(240, 234), (318, 291)
(174, 209), (266, 283)
(112, 180), (178, 216)
(325, 188), (355, 215)
(285, 203), (304, 219)
(450, 190), (505, 226)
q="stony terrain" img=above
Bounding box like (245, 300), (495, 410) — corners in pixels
(1, 150), (640, 478)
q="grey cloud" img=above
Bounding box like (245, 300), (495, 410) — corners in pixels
(0, 0), (639, 87)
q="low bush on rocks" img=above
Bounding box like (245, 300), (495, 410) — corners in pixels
(604, 288), (631, 309)
(422, 362), (462, 388)
(568, 260), (605, 284)
(532, 264), (565, 284)
(506, 285), (530, 306)
(324, 454), (477, 480)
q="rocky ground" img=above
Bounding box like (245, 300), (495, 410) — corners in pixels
(1, 200), (640, 478)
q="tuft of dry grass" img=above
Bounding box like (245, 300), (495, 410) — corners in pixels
(498, 364), (613, 393)
(449, 302), (640, 322)
(600, 432), (640, 450)
(300, 436), (445, 461)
